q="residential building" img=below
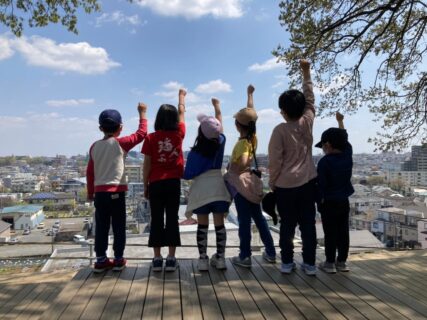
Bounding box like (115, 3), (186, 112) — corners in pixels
(417, 219), (427, 249)
(0, 220), (11, 242)
(128, 183), (144, 198)
(25, 192), (76, 211)
(0, 205), (44, 230)
(125, 164), (143, 183)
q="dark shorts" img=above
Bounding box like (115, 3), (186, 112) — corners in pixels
(193, 201), (230, 214)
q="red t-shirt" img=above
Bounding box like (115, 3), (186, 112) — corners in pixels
(141, 122), (186, 183)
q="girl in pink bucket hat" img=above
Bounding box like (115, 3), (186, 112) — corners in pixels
(183, 98), (231, 271)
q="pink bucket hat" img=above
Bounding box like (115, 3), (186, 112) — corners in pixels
(197, 114), (222, 139)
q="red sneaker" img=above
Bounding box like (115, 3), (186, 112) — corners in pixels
(93, 258), (114, 273)
(113, 258), (127, 271)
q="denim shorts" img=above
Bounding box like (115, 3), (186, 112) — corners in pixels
(193, 201), (230, 214)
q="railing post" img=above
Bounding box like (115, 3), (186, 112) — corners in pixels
(89, 243), (93, 266)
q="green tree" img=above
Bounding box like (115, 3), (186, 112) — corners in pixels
(275, 0), (427, 151)
(0, 0), (101, 36)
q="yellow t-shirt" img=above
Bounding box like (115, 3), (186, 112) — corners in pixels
(231, 136), (257, 164)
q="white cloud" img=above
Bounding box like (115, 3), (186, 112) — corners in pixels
(2, 34), (120, 74)
(314, 74), (350, 95)
(257, 108), (282, 125)
(248, 57), (284, 72)
(195, 79), (232, 94)
(96, 11), (145, 27)
(0, 36), (14, 60)
(46, 99), (95, 107)
(136, 0), (243, 19)
(155, 81), (201, 104)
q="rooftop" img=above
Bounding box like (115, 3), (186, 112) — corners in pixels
(1, 250), (427, 319)
(0, 204), (44, 214)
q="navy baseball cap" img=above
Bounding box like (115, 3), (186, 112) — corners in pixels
(99, 109), (122, 128)
(315, 128), (348, 150)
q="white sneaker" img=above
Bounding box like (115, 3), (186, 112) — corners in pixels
(210, 254), (227, 270)
(319, 261), (337, 274)
(198, 256), (209, 271)
(280, 262), (296, 274)
(301, 263), (317, 276)
(336, 261), (350, 272)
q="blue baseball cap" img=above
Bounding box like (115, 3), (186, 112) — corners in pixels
(99, 109), (122, 128)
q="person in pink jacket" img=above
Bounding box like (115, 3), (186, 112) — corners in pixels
(268, 60), (317, 276)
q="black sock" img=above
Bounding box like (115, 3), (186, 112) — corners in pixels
(197, 224), (209, 258)
(215, 225), (226, 258)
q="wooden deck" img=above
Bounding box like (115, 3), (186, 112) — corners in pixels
(1, 250), (427, 319)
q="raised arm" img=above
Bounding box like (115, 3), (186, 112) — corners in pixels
(300, 59), (315, 116)
(117, 102), (148, 152)
(211, 98), (223, 133)
(246, 84), (255, 109)
(336, 112), (345, 129)
(178, 89), (186, 123)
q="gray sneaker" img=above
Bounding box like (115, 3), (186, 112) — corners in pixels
(319, 261), (337, 274)
(301, 263), (317, 276)
(280, 262), (296, 274)
(231, 256), (251, 268)
(336, 261), (350, 272)
(197, 256), (209, 271)
(262, 251), (276, 263)
(210, 254), (227, 270)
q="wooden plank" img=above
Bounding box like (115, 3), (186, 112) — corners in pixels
(275, 257), (366, 320)
(269, 257), (345, 320)
(251, 257), (325, 320)
(340, 261), (427, 319)
(231, 259), (285, 320)
(179, 260), (203, 320)
(251, 257), (304, 320)
(19, 285), (56, 320)
(41, 268), (92, 320)
(313, 254), (401, 320)
(80, 270), (120, 320)
(6, 283), (47, 320)
(0, 284), (24, 309)
(163, 264), (182, 319)
(191, 260), (222, 320)
(0, 284), (36, 318)
(27, 286), (63, 320)
(59, 270), (105, 320)
(368, 257), (427, 293)
(353, 258), (427, 303)
(100, 267), (137, 320)
(208, 263), (244, 320)
(141, 265), (164, 320)
(222, 259), (263, 320)
(121, 263), (150, 319)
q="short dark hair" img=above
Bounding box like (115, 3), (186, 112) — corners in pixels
(154, 104), (178, 131)
(100, 124), (121, 134)
(278, 89), (306, 120)
(192, 127), (220, 158)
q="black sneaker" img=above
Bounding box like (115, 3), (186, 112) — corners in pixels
(151, 256), (163, 272)
(165, 256), (179, 272)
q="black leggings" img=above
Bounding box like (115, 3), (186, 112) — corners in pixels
(148, 179), (181, 247)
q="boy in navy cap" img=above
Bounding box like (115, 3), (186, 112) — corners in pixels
(87, 103), (147, 273)
(316, 112), (354, 273)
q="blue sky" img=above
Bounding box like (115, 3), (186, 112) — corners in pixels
(0, 0), (384, 156)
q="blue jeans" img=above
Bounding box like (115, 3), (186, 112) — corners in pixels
(275, 179), (317, 265)
(234, 193), (276, 259)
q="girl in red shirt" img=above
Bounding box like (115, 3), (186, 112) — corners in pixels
(142, 89), (186, 272)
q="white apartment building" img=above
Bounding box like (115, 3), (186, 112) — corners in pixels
(418, 219), (427, 249)
(125, 164), (143, 183)
(387, 171), (427, 187)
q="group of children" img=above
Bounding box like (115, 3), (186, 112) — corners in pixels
(86, 59), (354, 276)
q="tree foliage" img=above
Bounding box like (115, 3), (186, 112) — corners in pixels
(275, 0), (427, 151)
(0, 0), (101, 36)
